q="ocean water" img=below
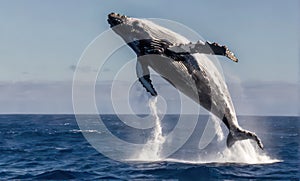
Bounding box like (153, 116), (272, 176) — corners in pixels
(0, 114), (299, 180)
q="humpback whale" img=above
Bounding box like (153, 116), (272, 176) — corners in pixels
(107, 13), (263, 149)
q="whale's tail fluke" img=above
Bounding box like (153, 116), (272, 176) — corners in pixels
(226, 128), (264, 150)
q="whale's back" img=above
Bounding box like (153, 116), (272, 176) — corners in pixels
(138, 19), (190, 45)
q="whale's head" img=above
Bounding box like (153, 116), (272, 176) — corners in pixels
(107, 12), (155, 43)
(108, 13), (188, 55)
(107, 13), (128, 28)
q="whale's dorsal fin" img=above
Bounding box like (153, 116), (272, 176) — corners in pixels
(136, 60), (157, 96)
(167, 41), (238, 62)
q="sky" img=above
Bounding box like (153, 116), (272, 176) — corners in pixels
(0, 0), (299, 115)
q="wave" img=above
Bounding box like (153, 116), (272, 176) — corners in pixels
(70, 129), (102, 134)
(13, 170), (98, 180)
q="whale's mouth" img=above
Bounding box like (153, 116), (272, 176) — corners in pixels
(107, 13), (127, 27)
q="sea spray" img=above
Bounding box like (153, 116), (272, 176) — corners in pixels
(217, 140), (277, 164)
(137, 97), (165, 161)
(198, 114), (222, 149)
(135, 97), (278, 164)
(198, 114), (280, 164)
(210, 113), (224, 142)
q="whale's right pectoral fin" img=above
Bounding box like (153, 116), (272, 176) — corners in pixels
(136, 61), (157, 96)
(168, 41), (238, 62)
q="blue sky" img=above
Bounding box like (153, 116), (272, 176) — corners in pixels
(0, 0), (299, 114)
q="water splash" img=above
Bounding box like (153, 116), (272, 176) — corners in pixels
(215, 141), (279, 164)
(210, 113), (224, 142)
(196, 115), (281, 164)
(198, 114), (224, 149)
(137, 97), (165, 161)
(133, 96), (280, 164)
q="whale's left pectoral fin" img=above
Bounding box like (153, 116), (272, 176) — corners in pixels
(136, 61), (157, 96)
(168, 41), (238, 62)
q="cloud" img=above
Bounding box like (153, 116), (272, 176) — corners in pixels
(69, 65), (98, 73)
(0, 81), (298, 115)
(0, 81), (74, 114)
(22, 71), (30, 75)
(228, 81), (300, 116)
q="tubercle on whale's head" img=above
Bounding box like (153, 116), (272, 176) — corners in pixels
(107, 13), (128, 27)
(107, 13), (151, 44)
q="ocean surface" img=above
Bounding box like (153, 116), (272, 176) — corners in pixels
(0, 114), (299, 180)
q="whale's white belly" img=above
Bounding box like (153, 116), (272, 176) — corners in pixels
(145, 53), (239, 128)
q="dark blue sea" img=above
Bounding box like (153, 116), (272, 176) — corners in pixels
(0, 115), (299, 180)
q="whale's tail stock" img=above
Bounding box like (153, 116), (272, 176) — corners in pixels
(226, 127), (264, 150)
